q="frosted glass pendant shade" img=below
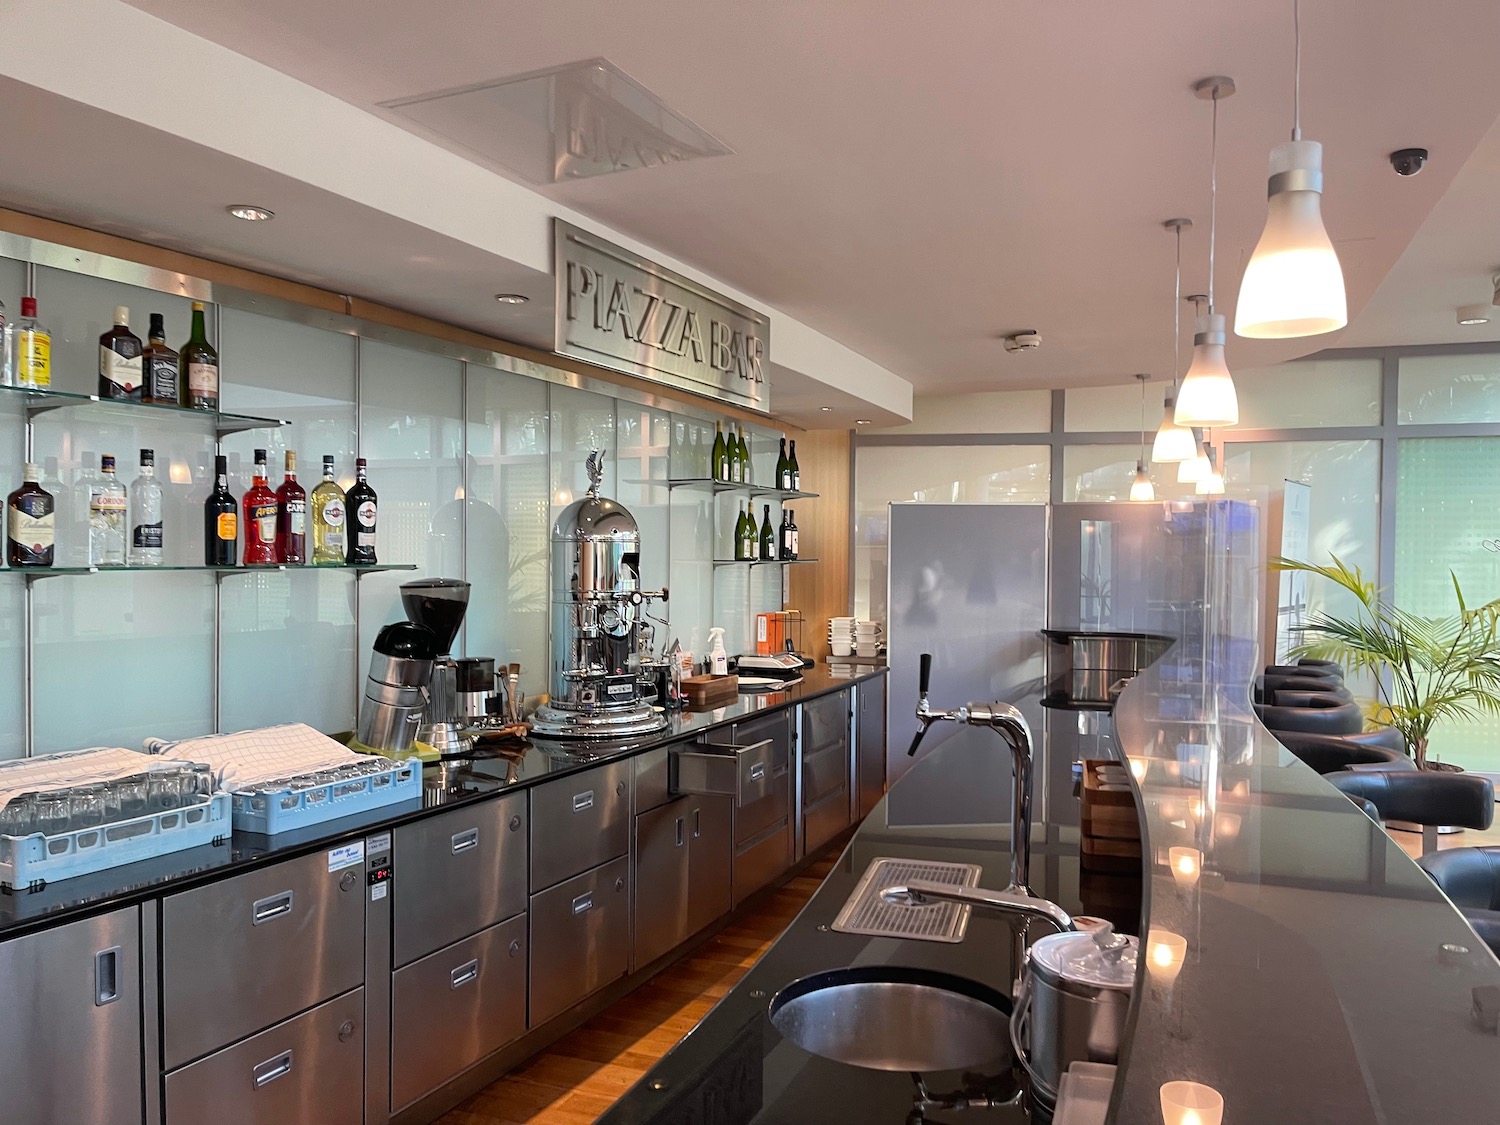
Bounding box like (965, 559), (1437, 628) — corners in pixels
(1129, 461), (1155, 502)
(1152, 396), (1198, 463)
(1195, 469), (1225, 495)
(1177, 449), (1210, 484)
(1235, 140), (1346, 339)
(1175, 314), (1238, 428)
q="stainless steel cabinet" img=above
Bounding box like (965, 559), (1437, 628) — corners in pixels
(728, 710), (794, 906)
(162, 847), (364, 1069)
(0, 907), (143, 1125)
(633, 794), (732, 968)
(164, 987), (363, 1125)
(529, 855), (630, 1026)
(855, 675), (888, 818)
(390, 913), (528, 1112)
(801, 689), (852, 857)
(393, 791), (527, 967)
(530, 759), (631, 891)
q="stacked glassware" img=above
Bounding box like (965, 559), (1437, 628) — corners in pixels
(0, 763), (216, 838)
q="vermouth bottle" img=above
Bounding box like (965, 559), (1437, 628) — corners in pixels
(345, 457), (378, 565)
(310, 455), (346, 565)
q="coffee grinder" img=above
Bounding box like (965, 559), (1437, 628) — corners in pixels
(400, 577), (472, 754)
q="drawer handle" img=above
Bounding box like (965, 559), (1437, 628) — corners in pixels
(253, 1050), (293, 1088)
(451, 827), (480, 854)
(94, 946), (121, 1007)
(252, 891), (294, 926)
(450, 959), (480, 989)
(772, 763), (789, 780)
(571, 892), (594, 915)
(749, 762), (766, 781)
(572, 790), (595, 813)
(674, 817), (685, 848)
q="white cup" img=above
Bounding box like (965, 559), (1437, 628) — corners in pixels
(831, 642), (853, 657)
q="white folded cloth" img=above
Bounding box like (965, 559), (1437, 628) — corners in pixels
(0, 746), (184, 812)
(143, 723), (361, 793)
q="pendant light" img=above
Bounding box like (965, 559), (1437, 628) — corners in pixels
(1152, 218), (1199, 463)
(1234, 0), (1346, 338)
(1195, 445), (1226, 495)
(1175, 78), (1239, 429)
(1130, 373), (1156, 501)
(1177, 437), (1211, 483)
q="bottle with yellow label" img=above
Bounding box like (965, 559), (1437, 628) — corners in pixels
(14, 297), (50, 389)
(204, 454), (238, 565)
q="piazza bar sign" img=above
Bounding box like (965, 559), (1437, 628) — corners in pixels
(553, 220), (770, 412)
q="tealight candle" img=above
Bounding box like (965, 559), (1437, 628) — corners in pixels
(1169, 846), (1202, 889)
(1160, 1080), (1223, 1125)
(1129, 756), (1148, 782)
(1146, 929), (1188, 987)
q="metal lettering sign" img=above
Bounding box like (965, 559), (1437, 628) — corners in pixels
(554, 220), (769, 412)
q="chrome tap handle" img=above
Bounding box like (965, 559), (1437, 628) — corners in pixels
(908, 652), (937, 757)
(880, 880), (1075, 934)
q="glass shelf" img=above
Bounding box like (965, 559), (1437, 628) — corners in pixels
(626, 477), (819, 500)
(0, 383), (289, 436)
(712, 558), (819, 567)
(5, 563), (416, 581)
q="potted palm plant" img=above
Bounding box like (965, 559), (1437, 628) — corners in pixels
(1271, 556), (1500, 769)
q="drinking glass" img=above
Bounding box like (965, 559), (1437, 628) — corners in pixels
(116, 774), (150, 819)
(70, 784), (106, 829)
(35, 790), (73, 836)
(148, 768), (190, 813)
(187, 764), (216, 799)
(0, 793), (37, 837)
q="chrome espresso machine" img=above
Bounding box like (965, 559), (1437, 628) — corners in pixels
(531, 451), (668, 740)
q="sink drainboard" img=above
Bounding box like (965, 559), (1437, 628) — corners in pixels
(831, 857), (982, 943)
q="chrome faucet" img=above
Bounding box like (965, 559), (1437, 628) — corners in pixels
(881, 881), (1075, 933)
(904, 653), (1037, 897)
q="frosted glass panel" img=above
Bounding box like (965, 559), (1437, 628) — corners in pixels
(1064, 383), (1153, 433)
(0, 254), (23, 322)
(1236, 359), (1381, 428)
(1062, 444), (1195, 502)
(1395, 437), (1500, 771)
(618, 403), (671, 664)
(0, 578), (23, 759)
(356, 340), (463, 662)
(33, 573), (214, 752)
(880, 390), (1052, 434)
(465, 367), (549, 700)
(668, 414), (715, 479)
(1398, 354), (1500, 424)
(219, 309), (357, 733)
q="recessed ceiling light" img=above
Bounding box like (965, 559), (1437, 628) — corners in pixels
(1457, 304), (1491, 326)
(854, 419), (872, 425)
(495, 293), (529, 305)
(226, 204), (274, 221)
(820, 406), (834, 412)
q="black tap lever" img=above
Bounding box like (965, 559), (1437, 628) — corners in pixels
(907, 652), (935, 757)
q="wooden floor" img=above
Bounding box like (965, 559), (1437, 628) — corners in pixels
(434, 855), (837, 1125)
(1391, 815), (1500, 860)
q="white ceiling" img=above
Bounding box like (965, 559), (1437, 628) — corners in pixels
(4, 0), (1497, 420)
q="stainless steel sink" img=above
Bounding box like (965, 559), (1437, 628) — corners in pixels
(768, 966), (1013, 1073)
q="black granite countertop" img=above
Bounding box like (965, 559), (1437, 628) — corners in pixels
(0, 666), (885, 942)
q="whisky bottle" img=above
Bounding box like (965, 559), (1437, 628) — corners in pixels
(7, 463), (55, 568)
(141, 314), (180, 405)
(182, 301), (219, 411)
(759, 504), (775, 561)
(242, 449), (279, 565)
(204, 455), (237, 566)
(275, 451), (307, 564)
(14, 297), (50, 390)
(127, 449), (163, 566)
(310, 455), (346, 565)
(345, 457), (378, 565)
(99, 307), (144, 401)
(88, 454), (128, 565)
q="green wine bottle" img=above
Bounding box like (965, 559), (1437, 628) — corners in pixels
(776, 437), (791, 490)
(733, 500), (749, 560)
(759, 503), (775, 560)
(712, 423), (728, 482)
(788, 440), (801, 490)
(743, 501), (759, 559)
(729, 424), (743, 484)
(738, 427), (752, 485)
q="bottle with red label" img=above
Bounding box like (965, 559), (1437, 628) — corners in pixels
(344, 457), (377, 565)
(242, 449), (279, 565)
(98, 306), (144, 401)
(275, 451), (307, 564)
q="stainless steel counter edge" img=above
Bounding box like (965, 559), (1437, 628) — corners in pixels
(0, 666), (887, 943)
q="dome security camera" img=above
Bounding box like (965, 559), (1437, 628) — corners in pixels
(1389, 148), (1429, 176)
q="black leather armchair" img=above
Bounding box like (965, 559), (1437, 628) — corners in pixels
(1296, 658), (1345, 680)
(1266, 661), (1344, 682)
(1255, 676), (1356, 703)
(1416, 847), (1500, 958)
(1328, 770), (1495, 854)
(1275, 731), (1414, 775)
(1254, 692), (1366, 736)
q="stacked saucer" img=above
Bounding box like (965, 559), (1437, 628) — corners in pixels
(853, 620), (882, 658)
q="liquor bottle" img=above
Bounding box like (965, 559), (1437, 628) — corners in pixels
(7, 463), (55, 568)
(241, 449), (279, 565)
(182, 301), (219, 411)
(345, 457), (378, 565)
(127, 449), (164, 566)
(14, 297), (50, 390)
(99, 307), (144, 401)
(141, 314), (180, 405)
(759, 503), (775, 561)
(776, 437), (792, 491)
(779, 508), (797, 561)
(204, 455), (237, 566)
(88, 454), (128, 566)
(310, 455), (346, 565)
(711, 423), (728, 482)
(789, 440), (800, 491)
(275, 451), (307, 564)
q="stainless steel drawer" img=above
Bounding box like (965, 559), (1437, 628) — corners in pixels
(802, 690), (850, 754)
(804, 787), (850, 856)
(162, 848), (364, 1069)
(803, 741), (849, 809)
(733, 756), (792, 846)
(673, 736), (777, 808)
(390, 913), (528, 1112)
(530, 760), (631, 892)
(393, 791), (527, 967)
(529, 855), (630, 1027)
(733, 818), (792, 906)
(164, 987), (362, 1125)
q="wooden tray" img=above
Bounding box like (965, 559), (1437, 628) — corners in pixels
(682, 674), (739, 709)
(1080, 758), (1141, 871)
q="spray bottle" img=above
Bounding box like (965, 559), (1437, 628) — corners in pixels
(708, 628), (729, 675)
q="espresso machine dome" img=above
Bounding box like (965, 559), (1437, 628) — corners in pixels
(531, 450), (668, 739)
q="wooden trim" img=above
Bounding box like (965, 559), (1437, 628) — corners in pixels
(0, 206), (795, 430)
(785, 430), (852, 659)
